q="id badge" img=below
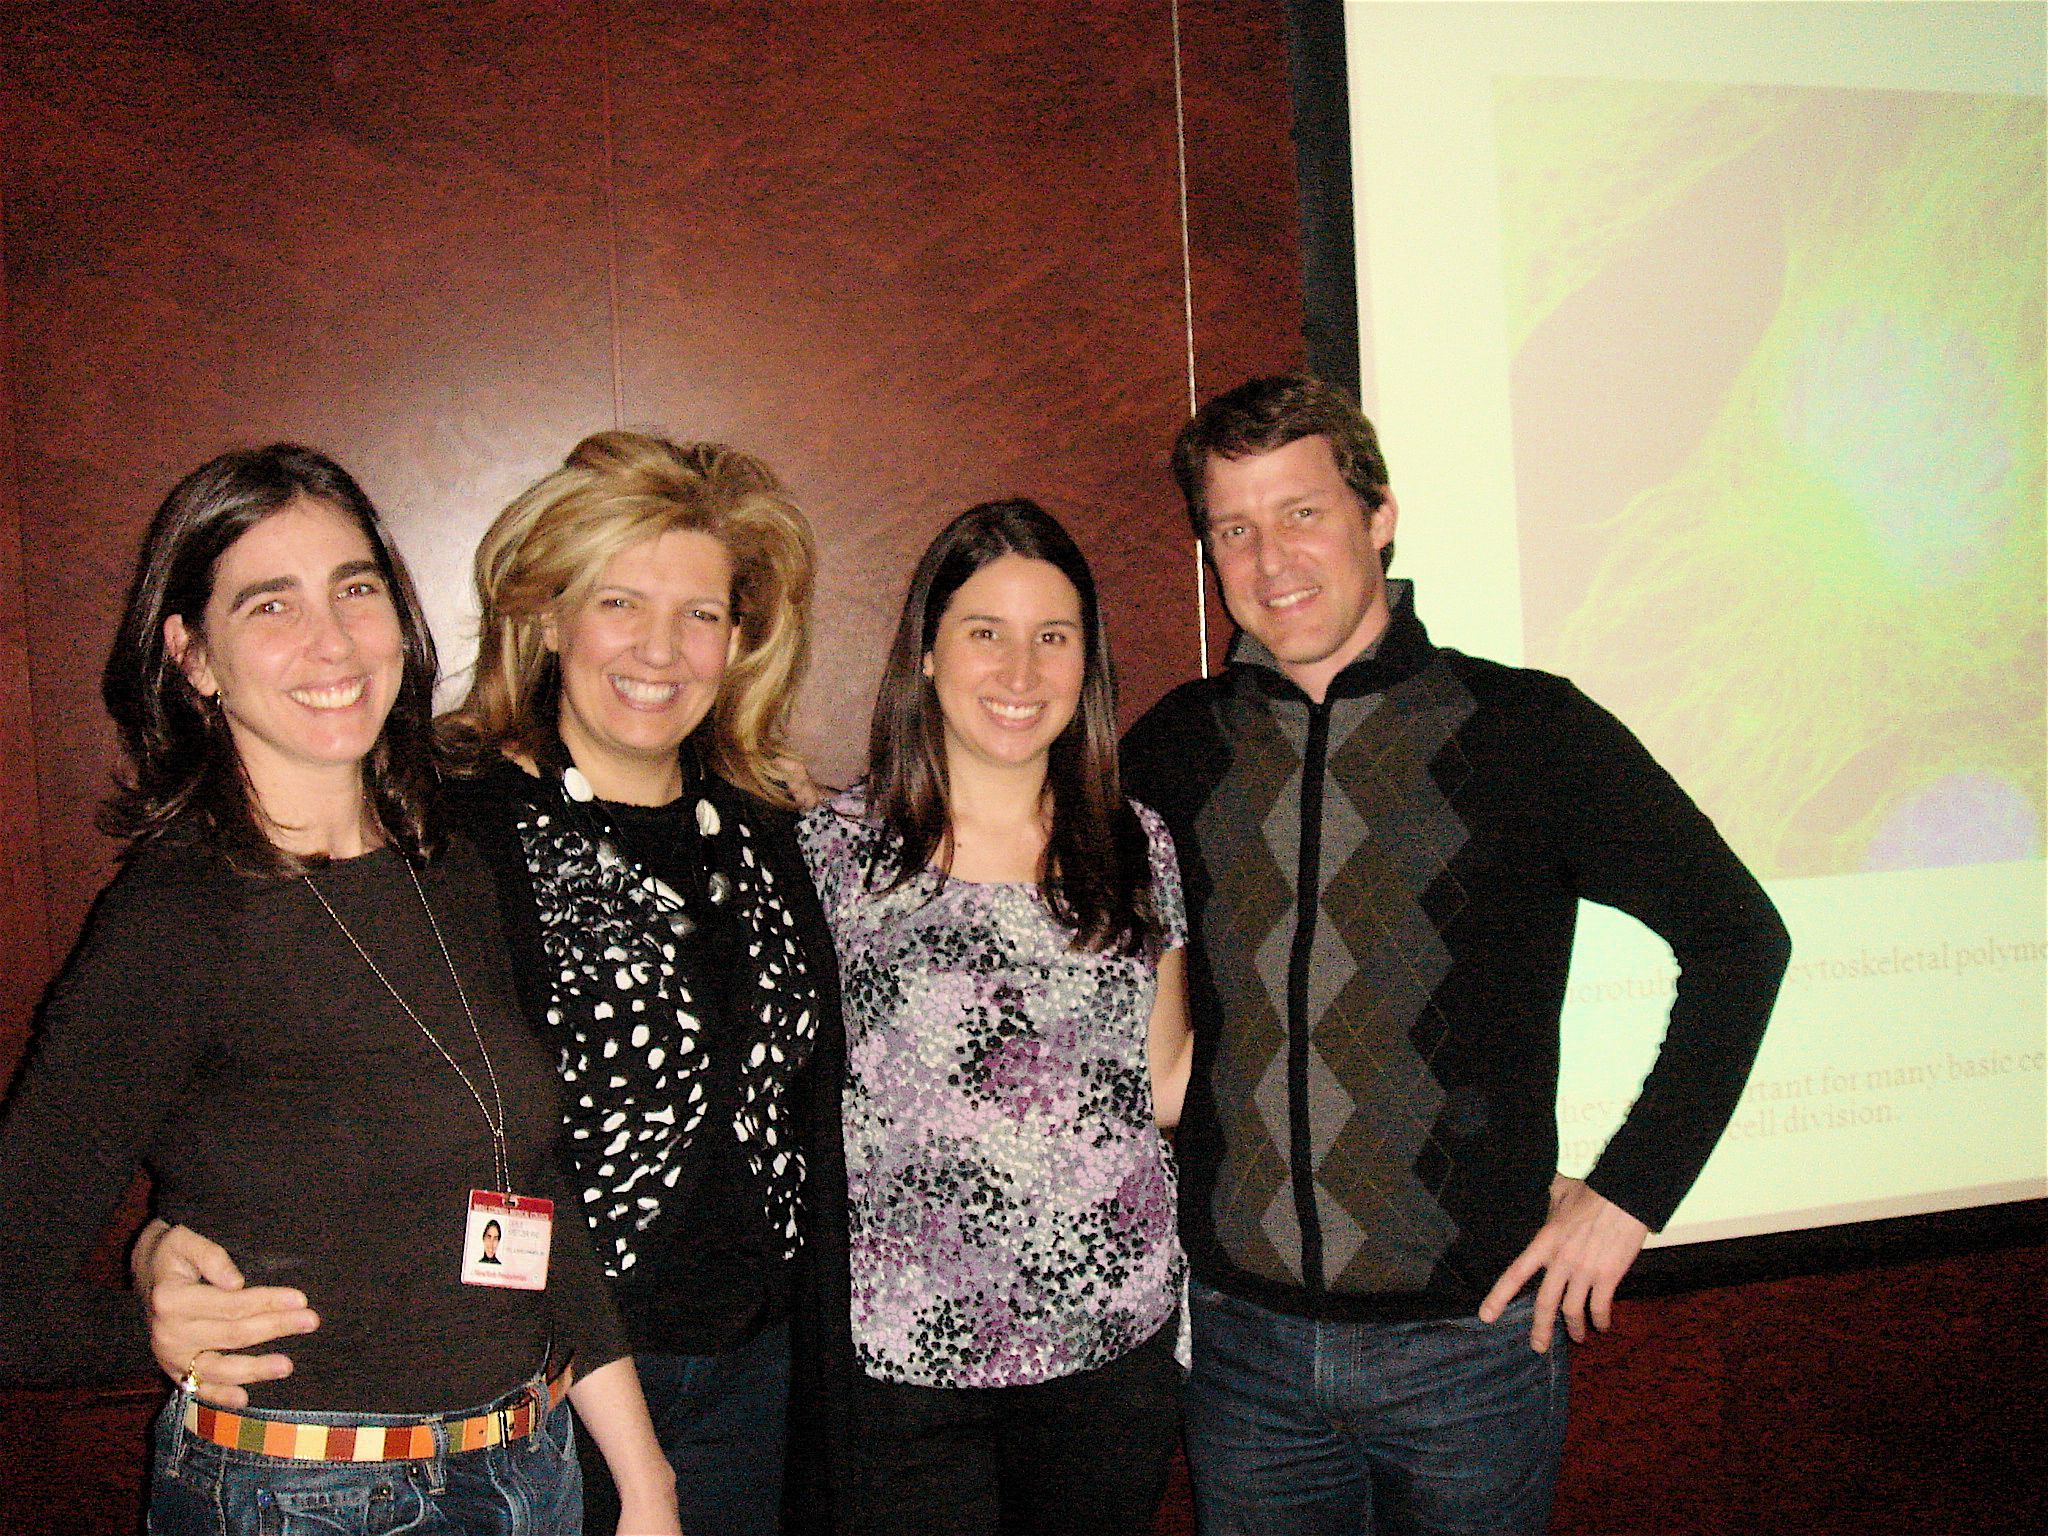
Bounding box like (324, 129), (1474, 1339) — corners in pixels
(462, 1189), (553, 1290)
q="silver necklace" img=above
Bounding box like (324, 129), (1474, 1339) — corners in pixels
(304, 856), (512, 1192)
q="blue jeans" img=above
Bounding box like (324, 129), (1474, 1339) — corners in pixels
(147, 1375), (580, 1536)
(578, 1322), (791, 1536)
(1184, 1282), (1568, 1536)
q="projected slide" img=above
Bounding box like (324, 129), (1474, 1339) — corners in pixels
(1346, 2), (2045, 1243)
(1505, 82), (2042, 881)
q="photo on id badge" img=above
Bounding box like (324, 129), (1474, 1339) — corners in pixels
(462, 1189), (553, 1289)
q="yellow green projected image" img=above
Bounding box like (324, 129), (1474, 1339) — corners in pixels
(1498, 81), (2045, 881)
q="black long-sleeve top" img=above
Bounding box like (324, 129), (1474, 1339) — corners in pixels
(0, 829), (627, 1411)
(443, 756), (860, 1529)
(443, 757), (848, 1355)
(1123, 582), (1793, 1321)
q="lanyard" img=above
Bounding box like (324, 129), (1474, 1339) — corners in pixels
(304, 857), (512, 1193)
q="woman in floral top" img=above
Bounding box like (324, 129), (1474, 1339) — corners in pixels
(798, 499), (1193, 1535)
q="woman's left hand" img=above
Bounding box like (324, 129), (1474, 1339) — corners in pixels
(768, 754), (830, 811)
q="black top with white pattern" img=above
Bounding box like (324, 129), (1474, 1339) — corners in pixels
(447, 755), (831, 1353)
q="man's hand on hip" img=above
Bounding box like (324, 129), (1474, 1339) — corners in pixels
(1478, 1173), (1649, 1353)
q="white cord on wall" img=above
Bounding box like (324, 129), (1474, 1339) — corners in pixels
(1168, 0), (1209, 677)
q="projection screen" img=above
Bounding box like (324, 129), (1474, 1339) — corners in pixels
(1340, 1), (2046, 1247)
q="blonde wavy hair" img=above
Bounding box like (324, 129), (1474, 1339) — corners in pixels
(441, 431), (815, 807)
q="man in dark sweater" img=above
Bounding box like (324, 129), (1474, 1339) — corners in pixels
(1121, 374), (1791, 1535)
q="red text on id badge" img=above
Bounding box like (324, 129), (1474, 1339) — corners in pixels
(462, 1189), (553, 1290)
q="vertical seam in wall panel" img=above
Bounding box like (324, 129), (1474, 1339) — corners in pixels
(0, 170), (55, 1014)
(1169, 0), (1210, 677)
(599, 0), (625, 429)
(1170, 0), (1198, 417)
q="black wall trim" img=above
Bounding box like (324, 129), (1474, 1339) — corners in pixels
(1285, 0), (1359, 395)
(1623, 1198), (2048, 1298)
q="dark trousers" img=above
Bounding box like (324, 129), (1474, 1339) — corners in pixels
(578, 1322), (791, 1536)
(847, 1319), (1183, 1536)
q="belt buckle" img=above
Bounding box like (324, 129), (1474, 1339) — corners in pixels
(508, 1377), (545, 1445)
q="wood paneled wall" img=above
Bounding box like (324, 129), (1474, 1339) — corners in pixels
(0, 166), (50, 1048)
(0, 4), (1299, 1529)
(0, 0), (1299, 998)
(1556, 1243), (2046, 1534)
(2, 6), (2040, 1535)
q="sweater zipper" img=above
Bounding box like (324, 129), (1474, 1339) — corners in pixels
(1287, 697), (1331, 1296)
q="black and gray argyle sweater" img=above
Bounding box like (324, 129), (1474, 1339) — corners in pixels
(1123, 582), (1790, 1322)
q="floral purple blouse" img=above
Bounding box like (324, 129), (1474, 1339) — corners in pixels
(798, 788), (1188, 1389)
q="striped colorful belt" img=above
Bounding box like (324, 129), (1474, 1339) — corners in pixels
(181, 1367), (572, 1462)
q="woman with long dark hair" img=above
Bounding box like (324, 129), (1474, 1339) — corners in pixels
(798, 499), (1192, 1535)
(132, 432), (850, 1534)
(0, 446), (679, 1534)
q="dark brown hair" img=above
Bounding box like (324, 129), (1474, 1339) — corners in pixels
(1171, 372), (1394, 567)
(100, 445), (442, 873)
(864, 499), (1160, 955)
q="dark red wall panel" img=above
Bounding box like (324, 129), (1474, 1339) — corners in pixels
(6, 6), (2038, 1536)
(599, 0), (1216, 784)
(0, 150), (54, 1048)
(1179, 0), (1307, 397)
(2, 0), (621, 958)
(1554, 1242), (2048, 1534)
(1177, 0), (1307, 677)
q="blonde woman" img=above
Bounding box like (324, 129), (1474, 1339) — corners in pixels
(138, 433), (851, 1535)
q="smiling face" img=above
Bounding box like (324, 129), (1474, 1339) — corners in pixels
(165, 497), (404, 824)
(923, 553), (1086, 783)
(543, 527), (737, 804)
(1203, 433), (1398, 702)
